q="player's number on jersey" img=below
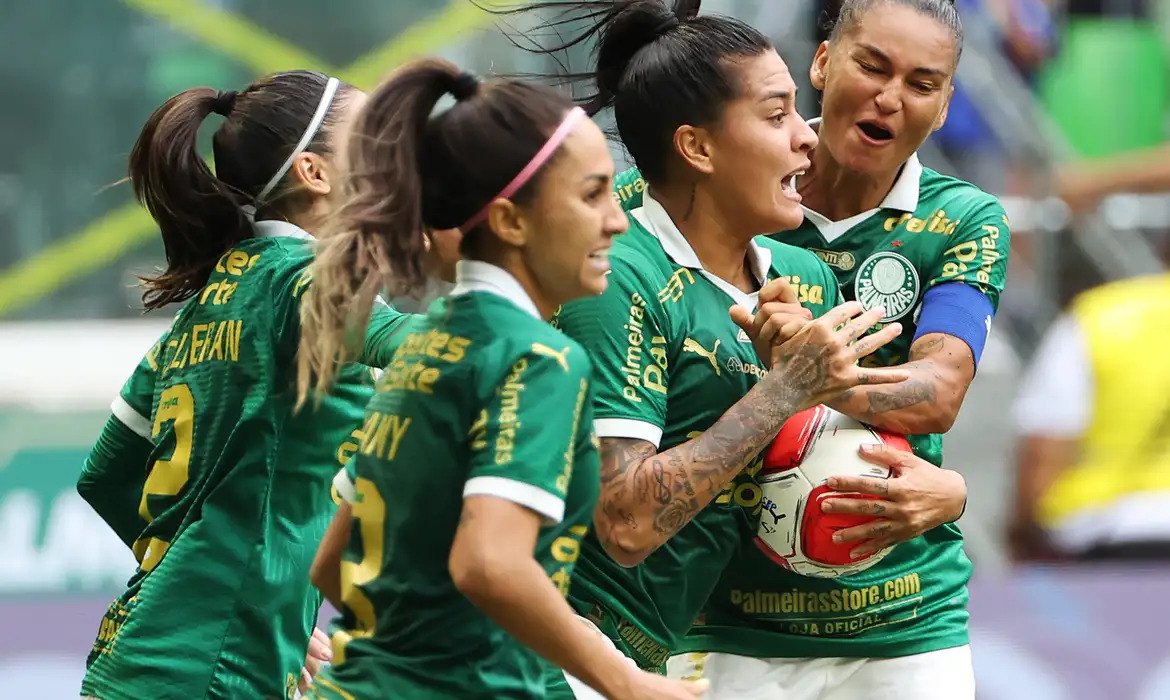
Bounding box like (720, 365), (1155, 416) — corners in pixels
(335, 477), (387, 659)
(139, 383), (195, 522)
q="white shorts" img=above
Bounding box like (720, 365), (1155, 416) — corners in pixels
(563, 616), (639, 699)
(666, 645), (974, 700)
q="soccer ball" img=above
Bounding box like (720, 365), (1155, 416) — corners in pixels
(754, 405), (911, 578)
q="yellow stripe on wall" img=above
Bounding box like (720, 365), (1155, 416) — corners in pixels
(0, 0), (514, 317)
(121, 0), (343, 77)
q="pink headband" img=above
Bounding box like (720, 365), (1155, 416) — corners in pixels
(460, 106), (587, 231)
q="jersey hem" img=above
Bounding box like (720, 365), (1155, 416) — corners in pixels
(678, 628), (969, 660)
(593, 418), (663, 447)
(463, 476), (565, 523)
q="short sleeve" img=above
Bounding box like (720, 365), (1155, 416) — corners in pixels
(930, 200), (1011, 311)
(553, 258), (670, 447)
(273, 251), (411, 368)
(1013, 314), (1092, 437)
(463, 344), (593, 524)
(333, 466), (357, 504)
(362, 298), (413, 368)
(111, 337), (163, 439)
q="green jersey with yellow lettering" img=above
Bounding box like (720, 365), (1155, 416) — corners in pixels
(309, 261), (600, 700)
(550, 193), (838, 673)
(81, 222), (408, 700)
(680, 155), (1010, 659)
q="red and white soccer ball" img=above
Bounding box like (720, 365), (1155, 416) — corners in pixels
(754, 405), (911, 579)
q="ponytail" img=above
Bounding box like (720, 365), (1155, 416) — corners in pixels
(297, 58), (576, 406)
(129, 88), (249, 311)
(297, 60), (465, 406)
(491, 0), (770, 184)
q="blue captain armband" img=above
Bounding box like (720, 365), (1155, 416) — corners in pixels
(912, 282), (995, 368)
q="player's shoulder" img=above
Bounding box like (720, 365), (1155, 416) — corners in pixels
(757, 237), (833, 277)
(613, 166), (648, 212)
(608, 214), (675, 288)
(482, 319), (592, 384)
(918, 166), (1009, 224)
(252, 236), (314, 278)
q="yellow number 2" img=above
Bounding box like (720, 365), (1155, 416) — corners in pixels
(133, 383), (195, 571)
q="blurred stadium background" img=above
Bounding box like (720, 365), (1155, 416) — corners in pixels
(3, 0), (1170, 697)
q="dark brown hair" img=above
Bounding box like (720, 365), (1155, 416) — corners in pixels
(128, 70), (355, 310)
(828, 0), (963, 63)
(297, 58), (575, 403)
(495, 0), (771, 185)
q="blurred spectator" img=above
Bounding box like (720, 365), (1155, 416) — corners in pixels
(1009, 274), (1170, 562)
(933, 0), (1057, 192)
(1056, 143), (1170, 213)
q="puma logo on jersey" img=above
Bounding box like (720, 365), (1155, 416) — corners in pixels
(531, 343), (572, 372)
(683, 338), (721, 375)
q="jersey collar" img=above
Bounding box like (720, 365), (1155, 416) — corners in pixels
(799, 117), (922, 243)
(451, 260), (542, 319)
(252, 219), (314, 241)
(632, 192), (771, 309)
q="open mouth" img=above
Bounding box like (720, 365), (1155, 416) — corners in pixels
(782, 163), (810, 196)
(588, 248), (610, 263)
(857, 121), (894, 142)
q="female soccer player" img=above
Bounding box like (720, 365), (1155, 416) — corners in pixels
(668, 1), (1011, 697)
(297, 57), (716, 700)
(495, 1), (914, 697)
(76, 70), (408, 700)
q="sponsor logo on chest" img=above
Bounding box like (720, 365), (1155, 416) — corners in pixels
(682, 335), (767, 380)
(810, 249), (857, 271)
(883, 208), (961, 235)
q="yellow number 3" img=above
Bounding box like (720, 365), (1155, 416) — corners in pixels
(139, 384), (195, 522)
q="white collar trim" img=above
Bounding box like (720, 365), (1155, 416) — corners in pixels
(252, 219), (314, 241)
(450, 260), (542, 319)
(800, 117), (922, 242)
(630, 192), (771, 309)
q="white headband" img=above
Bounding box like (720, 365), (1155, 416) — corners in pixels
(243, 76), (341, 219)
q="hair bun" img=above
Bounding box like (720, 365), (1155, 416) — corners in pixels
(653, 15), (680, 36)
(211, 89), (238, 116)
(449, 72), (480, 101)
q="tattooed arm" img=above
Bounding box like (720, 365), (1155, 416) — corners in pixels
(592, 303), (910, 567)
(828, 333), (975, 435)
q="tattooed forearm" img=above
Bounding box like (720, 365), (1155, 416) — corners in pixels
(864, 378), (937, 413)
(909, 335), (945, 360)
(599, 439), (655, 485)
(828, 332), (973, 434)
(593, 347), (828, 565)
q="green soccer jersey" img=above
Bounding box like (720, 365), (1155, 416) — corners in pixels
(309, 261), (601, 700)
(551, 193), (838, 671)
(81, 221), (409, 700)
(680, 155), (1011, 659)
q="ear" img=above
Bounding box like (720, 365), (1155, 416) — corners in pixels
(810, 41), (831, 91)
(673, 124), (716, 176)
(484, 199), (531, 248)
(933, 84), (954, 131)
(290, 152), (332, 197)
